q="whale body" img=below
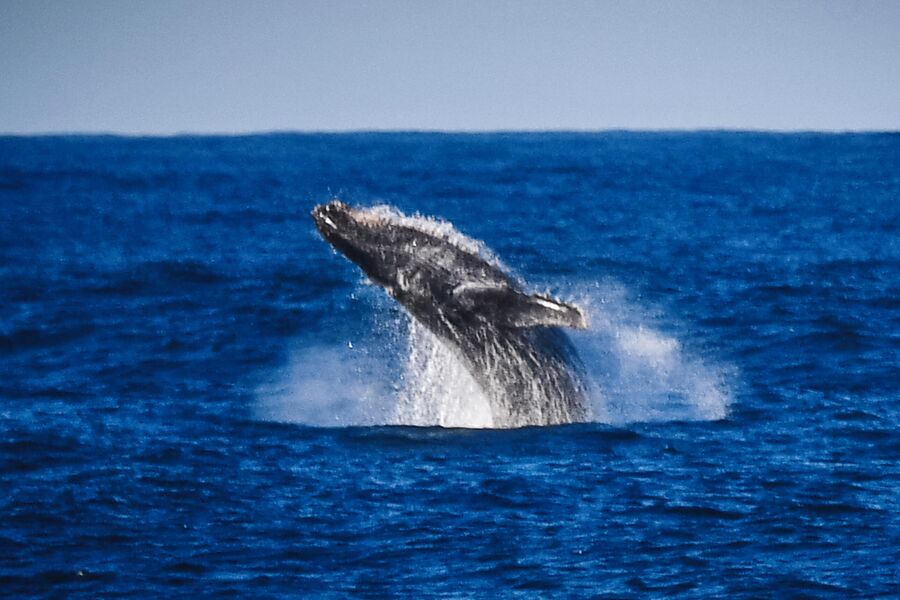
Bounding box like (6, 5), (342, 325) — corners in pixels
(311, 200), (590, 427)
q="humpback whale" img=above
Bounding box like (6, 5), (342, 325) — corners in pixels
(311, 200), (590, 427)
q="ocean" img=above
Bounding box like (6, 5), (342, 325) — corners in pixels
(1, 132), (898, 597)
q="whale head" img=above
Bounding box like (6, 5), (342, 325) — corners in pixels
(312, 200), (588, 330)
(311, 200), (394, 285)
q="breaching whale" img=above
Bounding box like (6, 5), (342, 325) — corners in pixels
(311, 200), (590, 427)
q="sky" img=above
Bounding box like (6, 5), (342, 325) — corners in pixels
(1, 0), (898, 134)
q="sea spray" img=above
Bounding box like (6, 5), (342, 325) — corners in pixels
(256, 279), (732, 427)
(393, 319), (494, 428)
(569, 281), (733, 423)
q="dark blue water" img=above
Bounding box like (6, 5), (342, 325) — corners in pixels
(1, 133), (898, 597)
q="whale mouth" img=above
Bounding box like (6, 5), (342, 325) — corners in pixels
(311, 200), (346, 229)
(312, 200), (389, 236)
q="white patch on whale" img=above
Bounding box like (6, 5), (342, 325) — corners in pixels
(533, 297), (567, 312)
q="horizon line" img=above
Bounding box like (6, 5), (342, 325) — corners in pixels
(2, 127), (898, 138)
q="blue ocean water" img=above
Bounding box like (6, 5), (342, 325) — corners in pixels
(1, 132), (898, 597)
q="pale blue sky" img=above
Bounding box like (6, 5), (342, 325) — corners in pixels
(1, 0), (898, 133)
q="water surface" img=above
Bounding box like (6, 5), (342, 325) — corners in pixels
(1, 132), (898, 597)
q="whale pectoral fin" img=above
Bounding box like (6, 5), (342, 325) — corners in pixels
(502, 293), (588, 329)
(453, 284), (588, 329)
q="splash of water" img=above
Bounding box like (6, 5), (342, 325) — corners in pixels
(254, 344), (396, 427)
(570, 282), (732, 423)
(393, 319), (494, 428)
(256, 281), (733, 428)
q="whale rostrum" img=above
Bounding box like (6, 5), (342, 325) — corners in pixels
(312, 200), (590, 427)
